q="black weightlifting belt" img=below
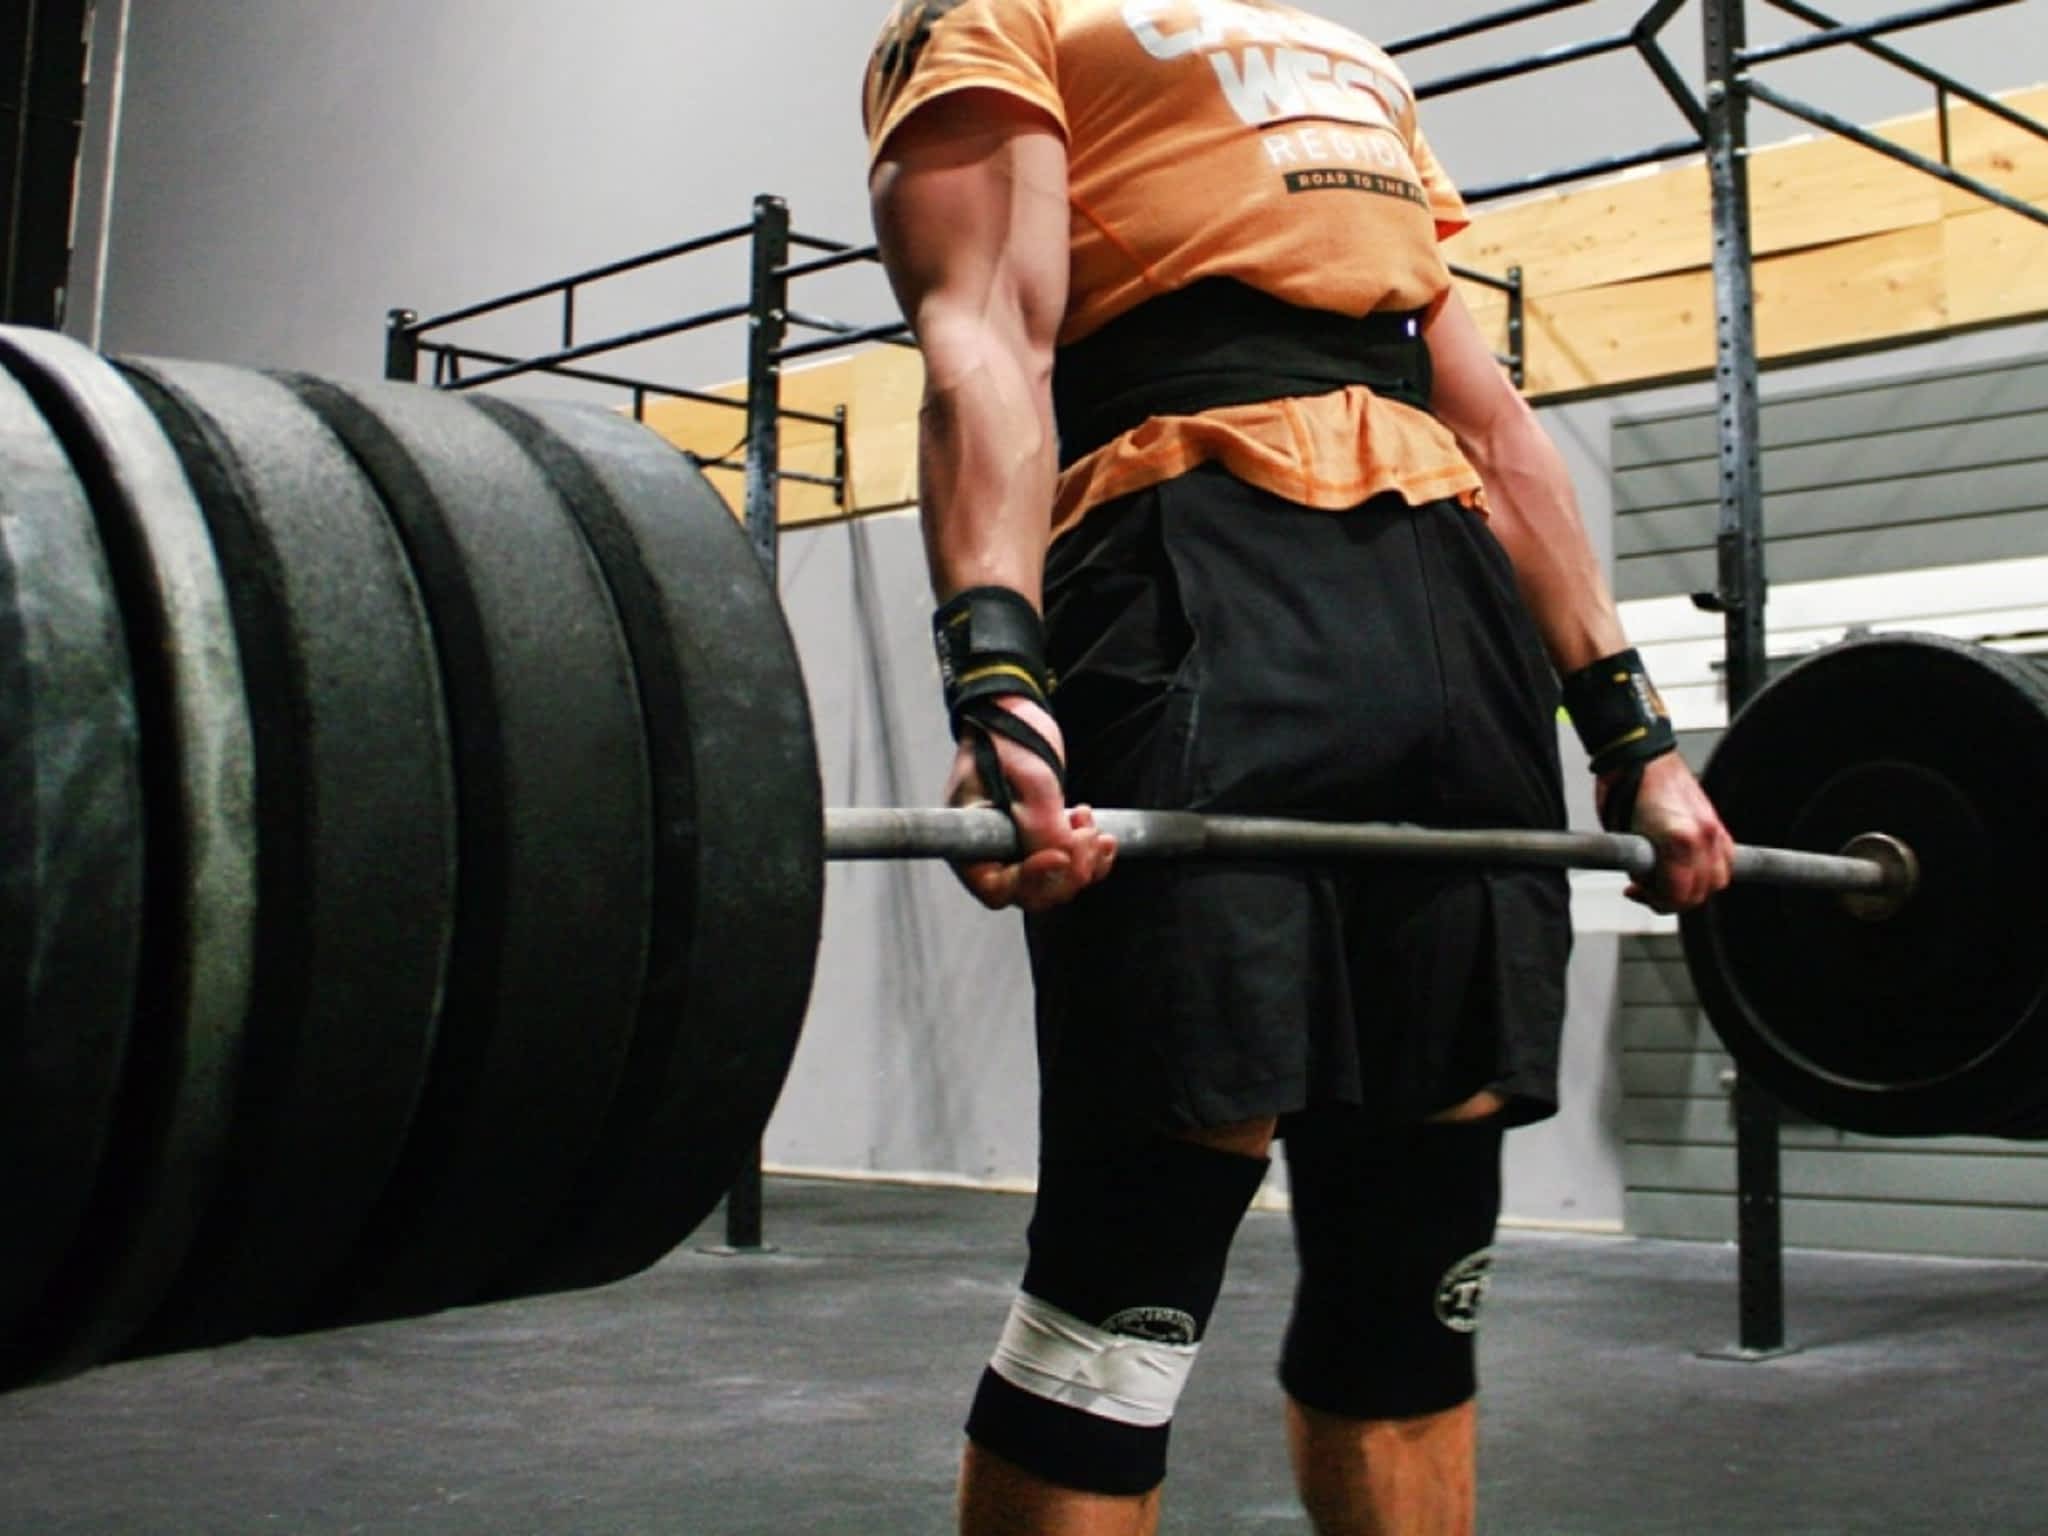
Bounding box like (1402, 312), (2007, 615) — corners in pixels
(1051, 278), (1432, 471)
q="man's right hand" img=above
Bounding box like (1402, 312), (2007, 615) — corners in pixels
(1604, 753), (1736, 913)
(942, 696), (1117, 914)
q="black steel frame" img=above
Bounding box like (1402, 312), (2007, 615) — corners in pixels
(384, 0), (2046, 1307)
(1695, 0), (2044, 1360)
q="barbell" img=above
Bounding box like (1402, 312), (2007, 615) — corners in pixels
(2, 324), (2044, 1392)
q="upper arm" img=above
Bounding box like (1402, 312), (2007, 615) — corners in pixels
(870, 90), (1071, 378)
(1423, 286), (1529, 459)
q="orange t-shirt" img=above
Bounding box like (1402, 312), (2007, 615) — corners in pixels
(863, 0), (1484, 535)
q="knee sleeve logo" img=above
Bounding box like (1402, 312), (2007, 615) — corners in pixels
(1102, 1306), (1199, 1346)
(1433, 1250), (1492, 1335)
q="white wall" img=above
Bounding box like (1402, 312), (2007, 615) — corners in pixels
(63, 0), (2048, 1226)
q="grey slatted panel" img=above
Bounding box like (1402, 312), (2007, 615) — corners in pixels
(1621, 1098), (2048, 1157)
(1619, 951), (1700, 1006)
(1621, 1005), (1716, 1051)
(1613, 355), (2048, 468)
(1620, 1052), (1732, 1099)
(1618, 459), (2048, 558)
(1623, 1192), (2048, 1260)
(1616, 415), (2048, 515)
(1678, 728), (1717, 773)
(1617, 508), (2048, 600)
(1616, 939), (2048, 1257)
(1626, 1144), (2048, 1205)
(1615, 359), (2048, 1262)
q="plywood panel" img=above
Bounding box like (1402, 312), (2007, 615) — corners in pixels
(1946, 203), (2048, 327)
(1519, 267), (1716, 395)
(1441, 91), (1979, 294)
(841, 345), (925, 514)
(1468, 85), (2043, 402)
(1448, 159), (1713, 295)
(1747, 119), (1946, 258)
(638, 344), (926, 528)
(1514, 223), (1952, 396)
(1755, 221), (1950, 357)
(1936, 85), (2048, 215)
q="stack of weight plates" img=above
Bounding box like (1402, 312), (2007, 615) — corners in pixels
(0, 326), (822, 1390)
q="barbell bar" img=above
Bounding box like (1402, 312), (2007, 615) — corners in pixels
(822, 807), (1918, 912)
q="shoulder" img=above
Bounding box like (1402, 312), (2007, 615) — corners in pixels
(863, 0), (1067, 160)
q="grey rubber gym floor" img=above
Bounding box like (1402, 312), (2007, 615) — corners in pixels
(2, 1175), (2043, 1535)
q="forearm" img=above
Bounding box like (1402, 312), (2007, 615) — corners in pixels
(1462, 404), (1628, 677)
(915, 310), (1058, 607)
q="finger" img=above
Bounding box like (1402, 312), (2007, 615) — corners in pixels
(1060, 808), (1105, 887)
(957, 860), (1018, 911)
(1094, 829), (1118, 881)
(1067, 804), (1123, 888)
(1013, 849), (1078, 914)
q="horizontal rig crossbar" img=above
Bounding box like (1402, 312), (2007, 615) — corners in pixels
(822, 808), (1900, 897)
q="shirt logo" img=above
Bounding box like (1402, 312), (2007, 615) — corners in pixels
(871, 0), (970, 114)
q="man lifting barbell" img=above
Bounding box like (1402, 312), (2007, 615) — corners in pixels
(861, 1), (1737, 1532)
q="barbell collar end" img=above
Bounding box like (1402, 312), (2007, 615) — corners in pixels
(1835, 832), (1920, 923)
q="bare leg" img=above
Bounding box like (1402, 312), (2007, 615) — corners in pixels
(1287, 1396), (1478, 1536)
(956, 1117), (1277, 1536)
(1282, 1087), (1504, 1535)
(958, 1443), (1164, 1536)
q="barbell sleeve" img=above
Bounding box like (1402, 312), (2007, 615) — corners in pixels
(822, 807), (1912, 902)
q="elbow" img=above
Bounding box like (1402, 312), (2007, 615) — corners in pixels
(914, 294), (1054, 388)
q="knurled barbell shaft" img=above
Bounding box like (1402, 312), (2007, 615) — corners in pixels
(823, 807), (1909, 900)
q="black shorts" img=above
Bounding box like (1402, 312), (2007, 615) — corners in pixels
(1026, 465), (1571, 1153)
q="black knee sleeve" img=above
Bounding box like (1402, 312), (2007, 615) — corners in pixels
(966, 1136), (1269, 1496)
(1279, 1115), (1504, 1421)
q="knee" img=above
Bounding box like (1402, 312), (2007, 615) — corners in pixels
(966, 1136), (1270, 1496)
(1175, 1115), (1278, 1159)
(1279, 1118), (1502, 1421)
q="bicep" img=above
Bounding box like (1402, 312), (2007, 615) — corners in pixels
(870, 90), (1070, 368)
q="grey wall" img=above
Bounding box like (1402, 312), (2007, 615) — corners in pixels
(68, 1), (2048, 381)
(59, 0), (2048, 1232)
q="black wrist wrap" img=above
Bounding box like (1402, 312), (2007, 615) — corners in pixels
(932, 586), (1064, 813)
(1561, 648), (1678, 834)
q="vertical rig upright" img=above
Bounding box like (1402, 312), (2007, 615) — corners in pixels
(722, 194), (793, 1254)
(743, 195), (793, 573)
(384, 309), (421, 383)
(1701, 0), (1789, 1359)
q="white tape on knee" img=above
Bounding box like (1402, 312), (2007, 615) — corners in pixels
(987, 1292), (1200, 1429)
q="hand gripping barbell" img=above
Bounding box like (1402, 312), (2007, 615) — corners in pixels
(3, 325), (2044, 1392)
(825, 806), (1919, 911)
